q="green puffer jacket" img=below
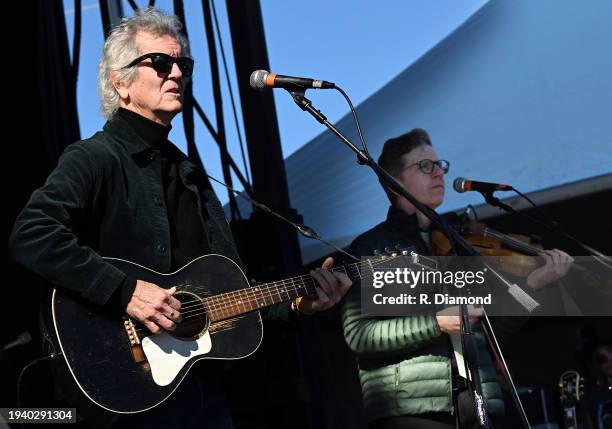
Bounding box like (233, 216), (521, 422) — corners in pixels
(341, 206), (504, 423)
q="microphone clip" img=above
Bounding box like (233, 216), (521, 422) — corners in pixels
(287, 90), (328, 124)
(482, 192), (515, 213)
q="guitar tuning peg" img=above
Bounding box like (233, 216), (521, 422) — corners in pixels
(391, 252), (398, 257)
(384, 247), (393, 254)
(402, 250), (408, 255)
(373, 249), (381, 255)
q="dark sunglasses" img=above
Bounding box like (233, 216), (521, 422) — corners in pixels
(123, 52), (194, 77)
(404, 159), (450, 175)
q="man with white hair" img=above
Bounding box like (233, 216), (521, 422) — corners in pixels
(10, 7), (350, 427)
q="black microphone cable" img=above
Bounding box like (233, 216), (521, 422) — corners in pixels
(333, 85), (371, 156)
(206, 174), (359, 262)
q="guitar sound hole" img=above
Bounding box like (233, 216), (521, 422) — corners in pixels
(173, 291), (209, 340)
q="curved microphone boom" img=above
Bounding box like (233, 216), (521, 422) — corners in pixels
(249, 70), (335, 92)
(453, 177), (513, 194)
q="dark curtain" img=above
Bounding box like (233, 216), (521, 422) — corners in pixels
(2, 0), (80, 408)
(37, 0), (81, 162)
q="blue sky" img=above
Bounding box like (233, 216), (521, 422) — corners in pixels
(63, 0), (488, 203)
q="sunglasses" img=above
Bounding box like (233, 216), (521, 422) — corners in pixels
(123, 52), (194, 77)
(404, 159), (450, 175)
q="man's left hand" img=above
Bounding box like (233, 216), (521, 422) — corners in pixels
(299, 257), (352, 313)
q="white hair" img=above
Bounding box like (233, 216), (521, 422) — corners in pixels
(98, 7), (191, 119)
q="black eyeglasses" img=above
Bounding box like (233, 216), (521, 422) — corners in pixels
(404, 159), (450, 175)
(123, 52), (194, 77)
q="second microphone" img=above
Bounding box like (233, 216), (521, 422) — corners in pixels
(250, 70), (335, 92)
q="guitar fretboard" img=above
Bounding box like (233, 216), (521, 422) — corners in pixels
(202, 258), (382, 322)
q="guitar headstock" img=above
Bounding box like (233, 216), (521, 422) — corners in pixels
(559, 370), (585, 406)
(371, 246), (408, 258)
(367, 246), (438, 271)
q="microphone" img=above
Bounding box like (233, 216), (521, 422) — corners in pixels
(453, 177), (513, 194)
(249, 69), (335, 92)
(3, 331), (32, 351)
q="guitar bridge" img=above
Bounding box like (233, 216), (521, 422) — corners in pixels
(123, 317), (146, 365)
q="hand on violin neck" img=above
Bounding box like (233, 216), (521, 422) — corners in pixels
(526, 249), (574, 289)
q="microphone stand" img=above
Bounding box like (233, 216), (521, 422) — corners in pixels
(286, 89), (531, 428)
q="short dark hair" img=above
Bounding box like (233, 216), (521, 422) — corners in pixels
(378, 128), (432, 204)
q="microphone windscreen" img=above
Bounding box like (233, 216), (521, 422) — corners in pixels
(249, 70), (269, 91)
(18, 332), (32, 345)
(453, 177), (467, 193)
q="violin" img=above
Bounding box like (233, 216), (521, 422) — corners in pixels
(431, 220), (547, 277)
(431, 220), (608, 285)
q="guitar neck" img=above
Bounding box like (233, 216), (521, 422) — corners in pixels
(563, 405), (578, 429)
(202, 259), (374, 322)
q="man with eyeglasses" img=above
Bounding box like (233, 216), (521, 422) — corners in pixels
(10, 7), (350, 428)
(341, 128), (573, 429)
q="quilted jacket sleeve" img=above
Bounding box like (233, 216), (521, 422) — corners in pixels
(341, 286), (441, 358)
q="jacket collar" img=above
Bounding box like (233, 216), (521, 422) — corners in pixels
(104, 114), (203, 184)
(103, 115), (153, 155)
(386, 205), (423, 237)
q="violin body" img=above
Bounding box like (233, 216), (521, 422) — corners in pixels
(431, 221), (544, 277)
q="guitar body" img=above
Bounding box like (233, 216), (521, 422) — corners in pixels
(46, 248), (412, 416)
(49, 254), (262, 414)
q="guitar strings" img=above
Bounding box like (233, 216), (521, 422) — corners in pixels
(130, 266), (374, 337)
(174, 276), (320, 319)
(130, 258), (390, 337)
(167, 260), (379, 321)
(138, 261), (378, 324)
(171, 270), (353, 321)
(179, 270), (323, 312)
(171, 266), (329, 314)
(174, 261), (374, 314)
(130, 278), (321, 336)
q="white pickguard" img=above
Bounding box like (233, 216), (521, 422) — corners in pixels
(141, 331), (212, 386)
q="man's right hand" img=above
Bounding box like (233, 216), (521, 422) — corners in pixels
(126, 280), (182, 334)
(436, 305), (483, 335)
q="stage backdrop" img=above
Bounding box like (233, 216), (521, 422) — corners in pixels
(231, 0), (612, 263)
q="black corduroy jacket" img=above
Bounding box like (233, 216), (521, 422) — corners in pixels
(10, 115), (242, 307)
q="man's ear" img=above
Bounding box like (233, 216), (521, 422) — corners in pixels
(111, 71), (129, 100)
